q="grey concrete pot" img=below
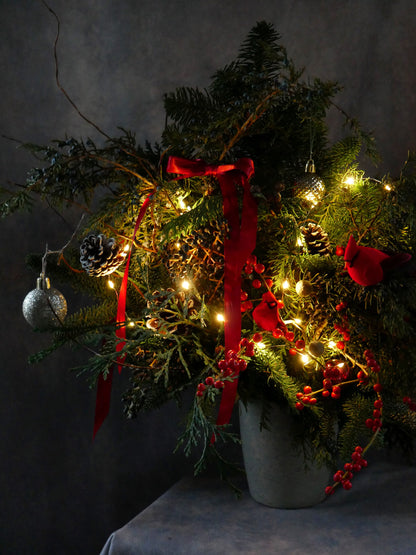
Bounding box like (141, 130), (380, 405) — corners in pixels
(239, 399), (331, 508)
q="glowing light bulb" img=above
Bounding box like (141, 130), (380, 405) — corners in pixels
(256, 342), (266, 349)
(301, 353), (310, 365)
(107, 279), (115, 289)
(175, 242), (181, 250)
(328, 341), (337, 349)
(282, 279), (290, 290)
(128, 321), (135, 327)
(294, 318), (302, 325)
(384, 183), (392, 191)
(343, 175), (356, 187)
(181, 279), (191, 290)
(178, 197), (191, 211)
(296, 237), (303, 247)
(123, 244), (130, 253)
(216, 313), (225, 323)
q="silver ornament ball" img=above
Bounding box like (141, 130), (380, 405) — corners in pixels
(22, 276), (67, 329)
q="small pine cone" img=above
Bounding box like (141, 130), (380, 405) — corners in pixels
(80, 233), (127, 276)
(300, 223), (332, 256)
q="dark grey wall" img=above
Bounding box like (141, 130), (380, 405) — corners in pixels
(1, 1), (416, 553)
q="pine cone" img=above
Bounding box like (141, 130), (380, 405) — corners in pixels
(80, 233), (127, 276)
(300, 223), (332, 256)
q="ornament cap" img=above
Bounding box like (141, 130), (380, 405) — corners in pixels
(36, 275), (51, 290)
(305, 159), (316, 173)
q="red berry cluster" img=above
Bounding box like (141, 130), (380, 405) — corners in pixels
(295, 385), (317, 410)
(288, 339), (305, 356)
(365, 398), (383, 432)
(240, 290), (253, 312)
(326, 446), (368, 494)
(403, 396), (416, 411)
(217, 348), (249, 376)
(242, 255), (273, 297)
(357, 350), (381, 386)
(356, 368), (369, 385)
(196, 341), (256, 398)
(244, 254), (265, 276)
(196, 376), (225, 397)
(363, 349), (381, 373)
(322, 359), (349, 399)
(333, 302), (350, 350)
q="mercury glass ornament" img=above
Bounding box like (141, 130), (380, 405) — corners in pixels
(22, 275), (67, 329)
(294, 159), (325, 207)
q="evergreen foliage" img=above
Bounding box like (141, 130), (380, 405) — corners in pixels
(3, 22), (416, 488)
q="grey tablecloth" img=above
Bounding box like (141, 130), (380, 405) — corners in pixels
(100, 459), (416, 554)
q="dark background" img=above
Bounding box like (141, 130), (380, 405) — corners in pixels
(1, 1), (416, 553)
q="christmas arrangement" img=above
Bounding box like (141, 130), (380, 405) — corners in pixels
(3, 22), (416, 498)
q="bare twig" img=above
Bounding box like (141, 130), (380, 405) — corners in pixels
(41, 213), (86, 276)
(41, 0), (112, 140)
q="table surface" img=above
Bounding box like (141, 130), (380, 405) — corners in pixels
(100, 458), (416, 555)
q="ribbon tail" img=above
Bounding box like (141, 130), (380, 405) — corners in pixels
(93, 191), (154, 438)
(115, 193), (154, 365)
(212, 173), (257, 442)
(93, 367), (114, 439)
(214, 260), (242, 432)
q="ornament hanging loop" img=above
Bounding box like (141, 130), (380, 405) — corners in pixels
(305, 159), (316, 174)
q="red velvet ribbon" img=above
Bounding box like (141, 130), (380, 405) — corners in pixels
(167, 156), (257, 433)
(93, 192), (154, 438)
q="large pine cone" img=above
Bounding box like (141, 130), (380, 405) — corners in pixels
(300, 222), (332, 256)
(80, 233), (127, 276)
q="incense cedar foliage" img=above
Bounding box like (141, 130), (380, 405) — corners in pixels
(2, 22), (416, 477)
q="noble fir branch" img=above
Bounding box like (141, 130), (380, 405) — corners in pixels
(330, 102), (380, 164)
(324, 136), (363, 176)
(0, 186), (33, 217)
(163, 20), (340, 184)
(61, 302), (118, 333)
(1, 132), (160, 216)
(239, 348), (310, 412)
(175, 395), (241, 476)
(28, 337), (69, 364)
(159, 194), (223, 244)
(236, 20), (287, 76)
(338, 394), (383, 460)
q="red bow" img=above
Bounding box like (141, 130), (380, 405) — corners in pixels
(167, 156), (257, 433)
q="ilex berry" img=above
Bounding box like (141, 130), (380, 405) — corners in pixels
(327, 446), (368, 495)
(252, 279), (262, 289)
